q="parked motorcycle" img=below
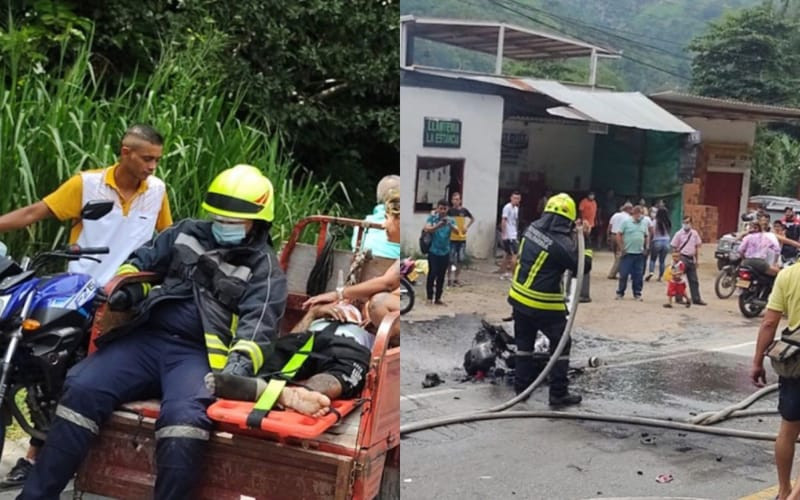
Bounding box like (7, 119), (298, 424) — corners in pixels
(400, 258), (415, 315)
(714, 250), (741, 299)
(714, 233), (741, 271)
(0, 200), (112, 456)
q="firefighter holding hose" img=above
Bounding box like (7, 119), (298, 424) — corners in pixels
(508, 193), (592, 407)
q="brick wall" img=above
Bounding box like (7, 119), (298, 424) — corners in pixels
(684, 204), (719, 243)
(682, 177), (702, 205)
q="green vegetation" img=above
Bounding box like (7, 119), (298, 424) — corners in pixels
(751, 129), (800, 197)
(0, 31), (344, 256)
(0, 0), (398, 242)
(689, 4), (800, 104)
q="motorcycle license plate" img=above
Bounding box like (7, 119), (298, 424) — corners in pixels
(736, 279), (750, 288)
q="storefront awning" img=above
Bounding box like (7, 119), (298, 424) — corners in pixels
(404, 68), (696, 134)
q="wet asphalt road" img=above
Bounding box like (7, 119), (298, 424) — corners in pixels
(402, 313), (782, 500)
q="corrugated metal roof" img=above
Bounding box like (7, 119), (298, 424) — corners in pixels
(407, 68), (696, 134)
(401, 16), (620, 60)
(650, 91), (800, 121)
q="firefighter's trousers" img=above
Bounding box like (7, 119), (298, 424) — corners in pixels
(19, 329), (213, 500)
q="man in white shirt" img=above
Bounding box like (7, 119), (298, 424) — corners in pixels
(500, 191), (521, 280)
(640, 210), (655, 276)
(607, 202), (632, 279)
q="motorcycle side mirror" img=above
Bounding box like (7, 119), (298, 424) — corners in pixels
(80, 200), (114, 221)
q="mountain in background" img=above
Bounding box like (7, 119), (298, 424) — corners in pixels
(401, 0), (762, 92)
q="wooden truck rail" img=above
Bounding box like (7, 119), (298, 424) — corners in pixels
(74, 216), (400, 499)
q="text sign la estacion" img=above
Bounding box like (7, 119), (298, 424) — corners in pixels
(423, 118), (461, 148)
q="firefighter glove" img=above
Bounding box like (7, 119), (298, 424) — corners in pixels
(222, 351), (254, 377)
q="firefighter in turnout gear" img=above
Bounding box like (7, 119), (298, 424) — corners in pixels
(19, 165), (288, 500)
(508, 192), (592, 407)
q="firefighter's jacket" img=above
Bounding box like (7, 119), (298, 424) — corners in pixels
(103, 218), (287, 374)
(507, 213), (592, 316)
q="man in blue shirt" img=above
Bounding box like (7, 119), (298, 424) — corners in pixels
(424, 199), (457, 305)
(616, 205), (650, 300)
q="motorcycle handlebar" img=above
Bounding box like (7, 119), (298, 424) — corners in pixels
(65, 245), (110, 255)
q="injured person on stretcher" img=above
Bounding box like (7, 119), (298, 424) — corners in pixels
(206, 301), (377, 418)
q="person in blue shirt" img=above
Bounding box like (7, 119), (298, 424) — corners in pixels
(350, 175), (400, 259)
(424, 199), (457, 305)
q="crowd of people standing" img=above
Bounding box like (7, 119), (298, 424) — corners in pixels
(604, 198), (706, 306)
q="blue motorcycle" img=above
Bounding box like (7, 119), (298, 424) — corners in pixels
(0, 200), (112, 456)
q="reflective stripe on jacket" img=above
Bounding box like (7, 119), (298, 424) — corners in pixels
(109, 219), (287, 372)
(508, 213), (592, 315)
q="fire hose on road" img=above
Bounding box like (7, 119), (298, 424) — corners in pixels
(400, 231), (782, 441)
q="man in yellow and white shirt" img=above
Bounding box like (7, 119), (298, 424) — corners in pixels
(0, 124), (171, 285)
(0, 123), (171, 486)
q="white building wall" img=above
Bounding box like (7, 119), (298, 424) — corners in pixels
(400, 86), (504, 259)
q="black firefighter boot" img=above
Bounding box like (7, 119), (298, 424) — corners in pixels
(548, 357), (582, 407)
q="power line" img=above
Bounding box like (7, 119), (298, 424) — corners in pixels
(485, 0), (692, 81)
(508, 0), (688, 48)
(498, 0), (693, 63)
(620, 53), (692, 82)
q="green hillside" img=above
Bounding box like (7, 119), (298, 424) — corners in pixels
(401, 0), (762, 91)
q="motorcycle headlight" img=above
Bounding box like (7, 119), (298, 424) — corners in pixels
(0, 294), (9, 319)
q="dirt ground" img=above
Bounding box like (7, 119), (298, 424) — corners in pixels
(405, 249), (760, 342)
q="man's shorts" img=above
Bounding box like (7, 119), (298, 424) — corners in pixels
(503, 239), (519, 255)
(779, 376), (800, 421)
(262, 328), (371, 399)
(667, 281), (686, 297)
(450, 241), (466, 263)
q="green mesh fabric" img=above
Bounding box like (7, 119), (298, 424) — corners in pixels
(591, 128), (684, 228)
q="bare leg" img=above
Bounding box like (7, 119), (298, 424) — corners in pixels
(777, 419), (800, 499)
(279, 374), (342, 418)
(206, 372), (341, 419)
(26, 446), (38, 462)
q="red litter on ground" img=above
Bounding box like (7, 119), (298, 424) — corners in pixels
(656, 474), (674, 484)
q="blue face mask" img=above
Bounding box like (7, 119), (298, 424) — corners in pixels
(211, 221), (247, 245)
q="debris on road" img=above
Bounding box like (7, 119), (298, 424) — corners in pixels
(640, 436), (657, 445)
(422, 372), (444, 388)
(656, 473), (674, 483)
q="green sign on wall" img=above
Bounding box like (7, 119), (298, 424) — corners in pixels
(423, 118), (461, 148)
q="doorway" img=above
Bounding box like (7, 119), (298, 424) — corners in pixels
(705, 171), (743, 236)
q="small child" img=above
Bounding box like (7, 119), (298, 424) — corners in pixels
(663, 252), (691, 308)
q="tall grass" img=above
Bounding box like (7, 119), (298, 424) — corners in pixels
(0, 29), (345, 256)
